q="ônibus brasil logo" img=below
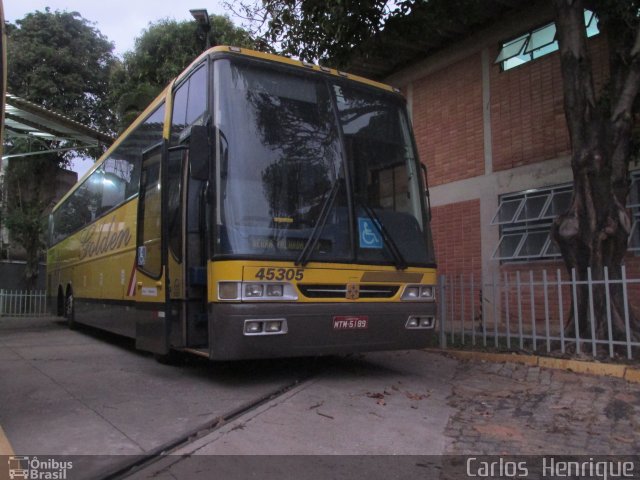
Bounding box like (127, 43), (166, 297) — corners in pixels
(7, 456), (73, 480)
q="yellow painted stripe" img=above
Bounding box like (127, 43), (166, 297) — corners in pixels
(428, 348), (640, 383)
(0, 424), (15, 456)
(179, 45), (398, 93)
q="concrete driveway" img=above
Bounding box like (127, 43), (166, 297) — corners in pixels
(1, 316), (638, 480)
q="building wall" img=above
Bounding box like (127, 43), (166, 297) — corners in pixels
(490, 35), (609, 172)
(412, 53), (484, 187)
(387, 2), (640, 286)
(431, 199), (482, 278)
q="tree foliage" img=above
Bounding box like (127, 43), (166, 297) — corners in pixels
(224, 0), (494, 67)
(8, 8), (117, 132)
(111, 15), (254, 131)
(4, 9), (117, 287)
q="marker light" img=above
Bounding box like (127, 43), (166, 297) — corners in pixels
(218, 282), (240, 300)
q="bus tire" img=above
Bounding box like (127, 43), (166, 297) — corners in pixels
(154, 350), (183, 365)
(57, 288), (65, 317)
(65, 289), (77, 330)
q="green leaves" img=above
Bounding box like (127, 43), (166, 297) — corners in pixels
(8, 9), (117, 134)
(110, 15), (254, 133)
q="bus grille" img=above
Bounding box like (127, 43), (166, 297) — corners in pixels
(298, 284), (399, 299)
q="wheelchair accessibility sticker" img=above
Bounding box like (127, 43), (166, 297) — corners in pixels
(358, 218), (383, 249)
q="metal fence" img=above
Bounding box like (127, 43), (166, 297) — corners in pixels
(437, 266), (640, 360)
(0, 289), (49, 317)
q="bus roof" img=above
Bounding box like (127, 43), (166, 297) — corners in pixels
(180, 46), (400, 95)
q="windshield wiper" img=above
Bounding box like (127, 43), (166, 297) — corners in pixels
(295, 178), (342, 267)
(358, 201), (408, 271)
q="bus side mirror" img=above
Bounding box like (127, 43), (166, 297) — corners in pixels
(189, 125), (211, 181)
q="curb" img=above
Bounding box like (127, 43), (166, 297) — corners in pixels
(0, 425), (14, 456)
(426, 348), (640, 383)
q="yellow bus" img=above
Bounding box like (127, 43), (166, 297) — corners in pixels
(47, 46), (437, 361)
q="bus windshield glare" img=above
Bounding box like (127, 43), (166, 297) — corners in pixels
(214, 58), (434, 267)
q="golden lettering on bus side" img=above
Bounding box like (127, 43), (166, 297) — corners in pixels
(79, 216), (132, 260)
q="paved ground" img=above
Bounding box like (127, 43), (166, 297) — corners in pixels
(445, 357), (640, 455)
(1, 316), (639, 480)
(132, 354), (640, 479)
(0, 317), (313, 477)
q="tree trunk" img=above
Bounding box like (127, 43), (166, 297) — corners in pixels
(551, 0), (640, 349)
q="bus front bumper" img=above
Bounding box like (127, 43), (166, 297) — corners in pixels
(208, 302), (437, 360)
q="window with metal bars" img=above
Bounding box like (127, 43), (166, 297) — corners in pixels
(493, 171), (640, 261)
(492, 184), (571, 261)
(496, 10), (599, 71)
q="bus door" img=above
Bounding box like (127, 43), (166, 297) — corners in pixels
(182, 126), (211, 348)
(165, 126), (211, 350)
(135, 143), (170, 354)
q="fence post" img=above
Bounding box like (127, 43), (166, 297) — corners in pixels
(604, 267), (614, 358)
(470, 274), (476, 346)
(621, 265), (632, 360)
(529, 270), (536, 352)
(439, 275), (447, 349)
(571, 268), (581, 354)
(504, 271), (511, 349)
(516, 271), (523, 350)
(557, 269), (565, 354)
(460, 274), (465, 345)
(543, 270), (550, 353)
(492, 271), (498, 348)
(587, 267), (597, 357)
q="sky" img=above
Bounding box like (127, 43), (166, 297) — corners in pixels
(5, 0), (230, 57)
(5, 1), (233, 176)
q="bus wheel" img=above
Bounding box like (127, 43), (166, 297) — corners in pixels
(65, 290), (77, 330)
(57, 289), (64, 317)
(154, 351), (183, 365)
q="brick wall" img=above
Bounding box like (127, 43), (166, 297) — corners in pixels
(412, 53), (484, 187)
(490, 34), (609, 172)
(431, 199), (482, 277)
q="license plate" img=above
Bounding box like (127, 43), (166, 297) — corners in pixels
(333, 315), (369, 330)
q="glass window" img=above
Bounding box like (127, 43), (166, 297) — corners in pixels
(524, 23), (556, 53)
(214, 59), (347, 261)
(541, 190), (572, 219)
(492, 185), (571, 261)
(186, 66), (208, 126)
(493, 173), (640, 260)
(172, 64), (208, 143)
(516, 194), (549, 222)
(496, 9), (599, 71)
(137, 149), (162, 277)
(492, 198), (524, 225)
(213, 58), (433, 267)
(334, 82), (431, 265)
(50, 103), (165, 245)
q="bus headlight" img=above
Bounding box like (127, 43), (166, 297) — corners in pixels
(266, 284), (284, 297)
(401, 285), (436, 302)
(420, 286), (434, 299)
(245, 284), (264, 297)
(403, 287), (420, 299)
(218, 282), (298, 301)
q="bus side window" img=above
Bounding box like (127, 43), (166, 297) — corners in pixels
(137, 148), (163, 278)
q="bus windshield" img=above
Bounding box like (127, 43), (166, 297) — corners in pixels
(214, 58), (434, 267)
